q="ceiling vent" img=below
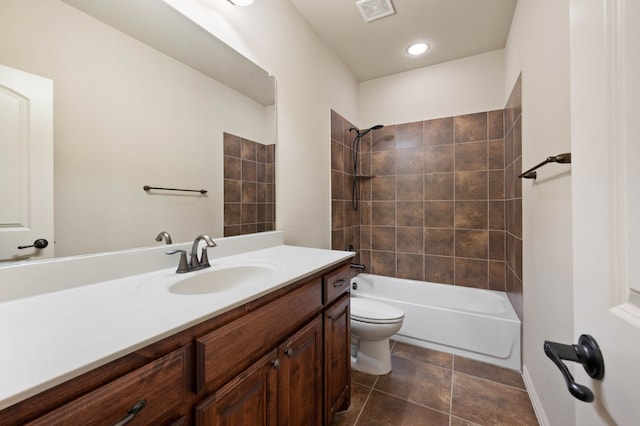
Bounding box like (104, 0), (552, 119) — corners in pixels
(356, 0), (396, 23)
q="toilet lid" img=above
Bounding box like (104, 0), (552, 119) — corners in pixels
(351, 298), (404, 323)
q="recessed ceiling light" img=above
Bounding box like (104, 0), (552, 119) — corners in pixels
(406, 42), (429, 56)
(227, 0), (254, 6)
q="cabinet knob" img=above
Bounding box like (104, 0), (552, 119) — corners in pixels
(272, 359), (280, 369)
(285, 348), (294, 357)
(113, 399), (146, 426)
(333, 279), (346, 288)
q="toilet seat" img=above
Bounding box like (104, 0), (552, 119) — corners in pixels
(351, 298), (404, 324)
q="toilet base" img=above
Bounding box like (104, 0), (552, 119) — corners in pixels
(351, 337), (392, 375)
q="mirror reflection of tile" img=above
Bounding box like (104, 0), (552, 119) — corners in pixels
(223, 132), (276, 237)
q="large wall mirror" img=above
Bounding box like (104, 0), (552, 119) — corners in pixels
(0, 0), (276, 264)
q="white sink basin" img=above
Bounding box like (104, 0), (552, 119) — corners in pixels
(139, 260), (283, 296)
(169, 265), (275, 295)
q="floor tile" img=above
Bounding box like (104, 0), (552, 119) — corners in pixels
(340, 342), (539, 425)
(352, 369), (378, 388)
(374, 355), (452, 412)
(356, 390), (450, 426)
(331, 383), (371, 426)
(450, 416), (482, 426)
(391, 341), (453, 370)
(454, 355), (525, 389)
(451, 372), (538, 426)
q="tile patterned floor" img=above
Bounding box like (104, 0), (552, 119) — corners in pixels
(332, 341), (539, 426)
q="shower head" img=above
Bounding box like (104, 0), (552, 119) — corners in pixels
(349, 124), (384, 138)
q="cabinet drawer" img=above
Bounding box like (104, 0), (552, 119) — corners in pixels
(196, 278), (322, 391)
(323, 265), (350, 305)
(27, 347), (188, 426)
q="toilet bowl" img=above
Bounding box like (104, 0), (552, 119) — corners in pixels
(350, 297), (404, 375)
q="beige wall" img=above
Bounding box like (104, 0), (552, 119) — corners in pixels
(505, 0), (574, 424)
(166, 0), (360, 249)
(0, 0), (270, 257)
(359, 50), (506, 126)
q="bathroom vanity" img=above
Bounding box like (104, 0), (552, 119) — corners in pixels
(0, 232), (353, 425)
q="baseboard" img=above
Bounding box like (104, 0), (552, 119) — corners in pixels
(522, 364), (550, 426)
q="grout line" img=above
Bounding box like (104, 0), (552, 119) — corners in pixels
(452, 119), (457, 287)
(454, 369), (529, 392)
(353, 382), (376, 425)
(486, 126), (491, 290)
(368, 387), (451, 418)
(451, 415), (483, 426)
(449, 356), (455, 424)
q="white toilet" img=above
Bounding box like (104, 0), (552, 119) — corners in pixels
(350, 297), (405, 375)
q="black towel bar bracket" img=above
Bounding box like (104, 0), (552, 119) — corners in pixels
(143, 185), (207, 195)
(519, 153), (571, 179)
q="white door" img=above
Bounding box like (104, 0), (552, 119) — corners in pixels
(0, 64), (54, 262)
(571, 0), (640, 424)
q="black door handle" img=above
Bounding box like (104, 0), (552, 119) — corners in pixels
(543, 334), (604, 402)
(17, 238), (49, 249)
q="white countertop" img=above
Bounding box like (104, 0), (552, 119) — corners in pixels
(0, 242), (353, 410)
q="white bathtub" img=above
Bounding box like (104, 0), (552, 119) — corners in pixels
(350, 273), (521, 371)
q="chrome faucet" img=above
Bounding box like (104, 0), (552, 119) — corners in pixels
(155, 231), (172, 244)
(189, 234), (217, 269)
(166, 234), (217, 274)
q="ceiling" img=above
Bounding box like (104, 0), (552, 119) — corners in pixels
(289, 0), (518, 82)
(64, 0), (275, 105)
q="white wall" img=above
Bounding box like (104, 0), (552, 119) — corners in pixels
(165, 0), (360, 249)
(0, 0), (270, 257)
(504, 0), (575, 424)
(360, 49), (506, 125)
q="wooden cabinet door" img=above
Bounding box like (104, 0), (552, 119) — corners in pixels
(195, 349), (279, 426)
(26, 347), (188, 426)
(279, 316), (323, 426)
(195, 279), (322, 392)
(324, 294), (351, 424)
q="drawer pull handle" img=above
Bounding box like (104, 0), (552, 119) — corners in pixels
(272, 359), (280, 369)
(333, 279), (346, 288)
(114, 399), (146, 426)
(327, 313), (335, 320)
(285, 348), (294, 357)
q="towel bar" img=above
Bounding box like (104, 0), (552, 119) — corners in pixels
(519, 153), (571, 179)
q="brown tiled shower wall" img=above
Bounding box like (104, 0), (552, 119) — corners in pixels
(505, 76), (523, 319)
(331, 81), (522, 318)
(223, 132), (275, 236)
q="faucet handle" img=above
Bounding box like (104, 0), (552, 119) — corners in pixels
(189, 252), (201, 268)
(166, 249), (189, 273)
(200, 246), (211, 268)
